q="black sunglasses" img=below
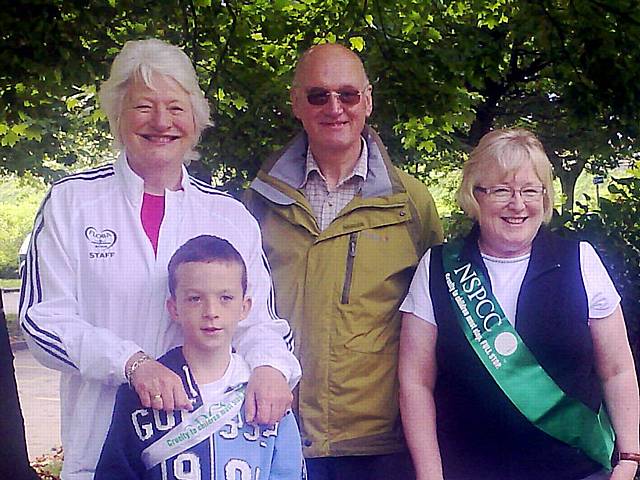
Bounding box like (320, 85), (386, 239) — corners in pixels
(305, 88), (362, 106)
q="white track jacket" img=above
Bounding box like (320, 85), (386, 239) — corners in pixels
(19, 154), (301, 480)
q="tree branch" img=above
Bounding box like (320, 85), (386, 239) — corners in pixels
(188, 0), (201, 63)
(205, 0), (238, 98)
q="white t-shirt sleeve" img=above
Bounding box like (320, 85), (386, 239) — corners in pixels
(400, 249), (437, 325)
(580, 242), (621, 319)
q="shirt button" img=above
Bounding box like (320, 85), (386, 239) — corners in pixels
(303, 439), (313, 447)
(399, 210), (406, 216)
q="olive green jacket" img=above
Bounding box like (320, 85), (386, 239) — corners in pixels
(243, 126), (443, 457)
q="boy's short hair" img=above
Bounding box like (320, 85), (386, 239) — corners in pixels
(168, 235), (247, 297)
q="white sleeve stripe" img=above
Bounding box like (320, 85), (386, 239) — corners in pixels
(19, 196), (75, 366)
(21, 316), (77, 369)
(261, 252), (295, 353)
(285, 334), (294, 351)
(18, 212), (43, 316)
(21, 311), (64, 345)
(53, 165), (114, 186)
(19, 209), (47, 314)
(283, 329), (294, 351)
(283, 329), (294, 343)
(188, 175), (231, 197)
(261, 253), (279, 321)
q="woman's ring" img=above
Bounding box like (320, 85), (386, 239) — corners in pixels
(152, 394), (162, 400)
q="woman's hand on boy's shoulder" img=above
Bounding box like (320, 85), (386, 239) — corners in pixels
(245, 366), (293, 426)
(130, 358), (193, 412)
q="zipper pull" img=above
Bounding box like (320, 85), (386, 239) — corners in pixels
(349, 235), (357, 256)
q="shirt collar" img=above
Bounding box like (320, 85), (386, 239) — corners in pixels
(302, 137), (368, 188)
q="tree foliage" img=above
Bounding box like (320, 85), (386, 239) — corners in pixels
(0, 172), (46, 276)
(562, 169), (640, 371)
(1, 0), (639, 205)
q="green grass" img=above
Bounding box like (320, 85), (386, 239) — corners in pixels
(0, 278), (21, 290)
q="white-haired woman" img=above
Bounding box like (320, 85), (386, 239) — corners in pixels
(399, 129), (639, 480)
(20, 39), (300, 479)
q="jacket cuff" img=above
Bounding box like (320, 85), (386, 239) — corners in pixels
(247, 353), (302, 389)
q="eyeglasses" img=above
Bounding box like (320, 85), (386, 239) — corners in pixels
(474, 185), (546, 203)
(305, 87), (362, 106)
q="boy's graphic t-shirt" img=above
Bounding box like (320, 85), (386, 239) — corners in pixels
(95, 347), (305, 480)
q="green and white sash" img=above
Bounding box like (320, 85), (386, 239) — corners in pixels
(442, 242), (614, 470)
(141, 385), (245, 469)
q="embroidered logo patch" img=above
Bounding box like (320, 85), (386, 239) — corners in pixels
(85, 227), (117, 249)
(85, 227), (117, 259)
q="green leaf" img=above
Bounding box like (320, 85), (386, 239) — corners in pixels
(418, 140), (436, 152)
(66, 97), (80, 110)
(232, 97), (248, 110)
(349, 37), (365, 52)
(24, 126), (42, 141)
(273, 0), (289, 10)
(11, 124), (29, 136)
(1, 131), (19, 147)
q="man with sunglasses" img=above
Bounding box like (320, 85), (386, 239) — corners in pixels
(244, 43), (443, 480)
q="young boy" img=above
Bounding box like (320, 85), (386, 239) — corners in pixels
(96, 235), (305, 479)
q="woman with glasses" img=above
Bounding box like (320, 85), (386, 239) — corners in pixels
(398, 128), (639, 480)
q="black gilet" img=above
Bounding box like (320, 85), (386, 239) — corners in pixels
(429, 226), (605, 480)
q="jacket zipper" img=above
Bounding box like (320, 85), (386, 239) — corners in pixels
(341, 232), (358, 304)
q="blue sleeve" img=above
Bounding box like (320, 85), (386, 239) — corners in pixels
(269, 411), (305, 480)
(95, 385), (146, 479)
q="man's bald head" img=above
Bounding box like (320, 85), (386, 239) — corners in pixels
(290, 42), (373, 161)
(292, 43), (369, 88)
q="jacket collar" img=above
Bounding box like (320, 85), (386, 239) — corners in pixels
(114, 152), (191, 207)
(252, 125), (398, 204)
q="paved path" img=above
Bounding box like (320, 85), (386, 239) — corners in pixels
(3, 288), (19, 316)
(5, 288), (62, 459)
(13, 348), (61, 460)
(4, 288), (62, 459)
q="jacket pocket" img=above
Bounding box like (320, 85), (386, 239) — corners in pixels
(341, 232), (358, 304)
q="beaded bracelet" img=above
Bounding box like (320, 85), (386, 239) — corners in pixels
(125, 352), (151, 387)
